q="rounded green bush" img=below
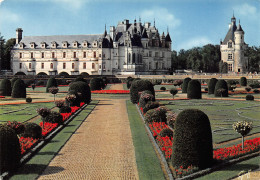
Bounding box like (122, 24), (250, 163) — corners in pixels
(0, 125), (21, 174)
(160, 87), (166, 91)
(187, 80), (201, 99)
(10, 77), (19, 89)
(127, 77), (134, 89)
(246, 95), (254, 101)
(26, 97), (32, 103)
(65, 90), (80, 107)
(182, 77), (191, 93)
(240, 77), (247, 86)
(208, 78), (218, 94)
(69, 81), (91, 104)
(90, 78), (105, 90)
(22, 122), (42, 139)
(0, 78), (12, 96)
(139, 90), (155, 109)
(170, 88), (178, 97)
(172, 109), (213, 169)
(143, 101), (160, 114)
(214, 79), (228, 97)
(130, 79), (155, 104)
(144, 107), (167, 124)
(159, 128), (173, 138)
(59, 106), (71, 113)
(46, 77), (58, 92)
(11, 79), (26, 98)
(44, 111), (63, 125)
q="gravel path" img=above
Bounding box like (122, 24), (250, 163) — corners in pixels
(37, 98), (139, 180)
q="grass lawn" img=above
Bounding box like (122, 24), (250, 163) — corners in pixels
(154, 84), (180, 91)
(9, 100), (98, 180)
(196, 156), (260, 180)
(0, 102), (55, 124)
(161, 99), (260, 144)
(126, 100), (165, 180)
(27, 86), (69, 93)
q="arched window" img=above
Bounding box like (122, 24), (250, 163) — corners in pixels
(50, 63), (53, 69)
(83, 52), (86, 58)
(63, 63), (66, 69)
(92, 63), (95, 69)
(83, 63), (86, 69)
(52, 52), (55, 58)
(63, 52), (66, 58)
(29, 63), (32, 69)
(94, 52), (96, 58)
(31, 52), (33, 58)
(132, 53), (135, 64)
(41, 63), (44, 69)
(42, 52), (44, 58)
(19, 63), (22, 69)
(72, 63), (75, 69)
(73, 52), (77, 58)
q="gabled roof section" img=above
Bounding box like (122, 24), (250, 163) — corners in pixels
(223, 24), (237, 44)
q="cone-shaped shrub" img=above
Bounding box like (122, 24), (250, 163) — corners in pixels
(187, 80), (201, 99)
(90, 78), (104, 90)
(130, 79), (155, 104)
(246, 95), (254, 101)
(11, 77), (19, 89)
(208, 78), (218, 94)
(214, 79), (228, 97)
(182, 77), (191, 93)
(46, 77), (57, 92)
(12, 79), (26, 98)
(240, 77), (247, 86)
(0, 78), (12, 96)
(0, 125), (21, 174)
(127, 77), (134, 89)
(69, 81), (91, 104)
(22, 122), (42, 139)
(172, 109), (213, 169)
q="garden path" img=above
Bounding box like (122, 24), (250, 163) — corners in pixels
(37, 98), (139, 180)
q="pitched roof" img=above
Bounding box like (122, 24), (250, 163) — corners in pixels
(223, 23), (237, 44)
(165, 32), (172, 42)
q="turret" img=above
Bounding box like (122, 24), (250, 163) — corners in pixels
(165, 31), (172, 49)
(234, 20), (244, 45)
(141, 29), (149, 48)
(16, 28), (23, 44)
(161, 32), (165, 48)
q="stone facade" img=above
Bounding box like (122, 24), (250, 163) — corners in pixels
(11, 19), (172, 75)
(220, 15), (248, 73)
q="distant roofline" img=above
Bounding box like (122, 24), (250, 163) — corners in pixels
(23, 34), (103, 38)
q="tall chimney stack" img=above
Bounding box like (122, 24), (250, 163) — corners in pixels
(16, 28), (23, 44)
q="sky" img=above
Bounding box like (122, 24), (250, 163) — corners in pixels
(0, 0), (259, 52)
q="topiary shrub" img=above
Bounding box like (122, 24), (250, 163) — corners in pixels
(208, 78), (218, 94)
(0, 125), (21, 174)
(245, 87), (251, 92)
(187, 80), (201, 99)
(69, 81), (91, 104)
(253, 89), (260, 94)
(130, 79), (155, 104)
(22, 122), (42, 139)
(159, 128), (173, 138)
(44, 111), (63, 125)
(90, 78), (104, 90)
(11, 79), (26, 98)
(246, 95), (254, 101)
(182, 77), (191, 93)
(0, 78), (12, 96)
(74, 77), (86, 83)
(172, 109), (213, 169)
(26, 97), (32, 103)
(144, 106), (167, 124)
(167, 112), (177, 129)
(139, 91), (155, 109)
(143, 101), (160, 114)
(127, 77), (134, 89)
(59, 106), (71, 113)
(240, 77), (247, 86)
(65, 91), (80, 107)
(214, 79), (228, 97)
(160, 87), (166, 91)
(11, 77), (19, 89)
(170, 88), (178, 98)
(46, 77), (58, 92)
(249, 82), (260, 89)
(4, 121), (25, 135)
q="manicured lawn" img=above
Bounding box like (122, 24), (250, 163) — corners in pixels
(126, 100), (165, 180)
(9, 100), (98, 180)
(0, 102), (55, 124)
(196, 156), (260, 180)
(154, 84), (179, 91)
(161, 99), (260, 144)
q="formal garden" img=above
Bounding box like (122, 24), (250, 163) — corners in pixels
(0, 75), (259, 179)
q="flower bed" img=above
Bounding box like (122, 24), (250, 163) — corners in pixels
(91, 90), (130, 94)
(0, 96), (5, 98)
(20, 137), (38, 155)
(229, 90), (254, 95)
(40, 122), (58, 137)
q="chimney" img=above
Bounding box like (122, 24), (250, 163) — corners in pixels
(16, 28), (23, 44)
(110, 26), (115, 40)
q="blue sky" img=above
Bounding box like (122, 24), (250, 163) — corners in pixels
(0, 0), (259, 52)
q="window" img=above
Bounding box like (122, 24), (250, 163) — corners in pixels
(42, 52), (44, 58)
(42, 44), (45, 48)
(155, 52), (159, 57)
(63, 63), (66, 69)
(92, 63), (95, 69)
(72, 63), (75, 69)
(84, 43), (86, 46)
(41, 63), (44, 69)
(132, 53), (135, 64)
(94, 52), (96, 58)
(31, 52), (34, 58)
(73, 52), (77, 58)
(228, 54), (233, 60)
(29, 63), (31, 69)
(19, 63), (22, 69)
(228, 64), (232, 71)
(128, 53), (131, 63)
(63, 52), (66, 58)
(103, 54), (105, 58)
(83, 52), (86, 58)
(99, 54), (101, 58)
(31, 45), (34, 48)
(149, 51), (152, 57)
(52, 52), (55, 58)
(50, 63), (53, 69)
(228, 42), (232, 48)
(19, 53), (22, 58)
(162, 52), (165, 58)
(83, 63), (86, 69)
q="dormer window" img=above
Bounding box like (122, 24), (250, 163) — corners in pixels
(41, 42), (46, 48)
(51, 41), (57, 48)
(62, 41), (68, 48)
(73, 41), (78, 48)
(19, 42), (24, 49)
(228, 42), (232, 48)
(30, 42), (35, 48)
(82, 40), (88, 47)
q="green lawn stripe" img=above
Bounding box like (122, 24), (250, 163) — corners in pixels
(126, 100), (165, 180)
(10, 101), (98, 180)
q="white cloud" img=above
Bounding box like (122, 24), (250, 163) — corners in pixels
(140, 7), (181, 30)
(234, 3), (257, 16)
(178, 37), (212, 50)
(0, 0), (4, 5)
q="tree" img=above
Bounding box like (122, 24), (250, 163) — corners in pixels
(3, 38), (16, 70)
(245, 46), (260, 73)
(0, 33), (5, 71)
(233, 121), (252, 149)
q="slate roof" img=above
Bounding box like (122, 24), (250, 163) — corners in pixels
(13, 34), (103, 49)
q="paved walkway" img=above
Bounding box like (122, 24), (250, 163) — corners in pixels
(37, 98), (139, 180)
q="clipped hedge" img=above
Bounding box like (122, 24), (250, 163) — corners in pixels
(214, 79), (228, 97)
(127, 77), (134, 89)
(44, 111), (63, 125)
(11, 77), (19, 89)
(130, 79), (155, 104)
(144, 107), (167, 124)
(159, 128), (173, 138)
(143, 101), (160, 114)
(90, 78), (105, 90)
(208, 78), (218, 94)
(172, 109), (213, 169)
(187, 80), (201, 99)
(246, 95), (254, 101)
(0, 125), (21, 174)
(139, 90), (155, 109)
(240, 77), (247, 86)
(12, 79), (26, 98)
(182, 77), (191, 93)
(59, 106), (71, 113)
(0, 78), (12, 96)
(46, 77), (58, 92)
(69, 81), (91, 104)
(22, 122), (42, 139)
